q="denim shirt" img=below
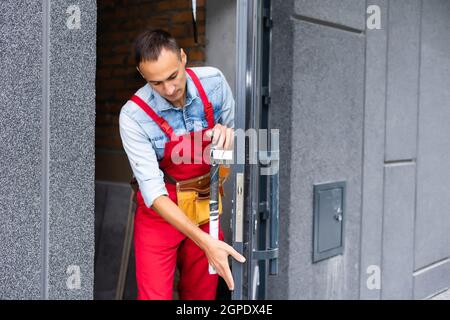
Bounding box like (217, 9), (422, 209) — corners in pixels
(119, 67), (235, 208)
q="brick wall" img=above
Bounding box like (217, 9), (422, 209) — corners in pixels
(96, 0), (206, 153)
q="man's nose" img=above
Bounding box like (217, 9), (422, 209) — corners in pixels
(164, 82), (176, 96)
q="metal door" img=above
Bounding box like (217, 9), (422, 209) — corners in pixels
(232, 0), (279, 300)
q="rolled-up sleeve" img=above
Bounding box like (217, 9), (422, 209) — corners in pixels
(218, 71), (235, 129)
(119, 110), (168, 208)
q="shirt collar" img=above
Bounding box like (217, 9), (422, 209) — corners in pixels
(146, 71), (199, 112)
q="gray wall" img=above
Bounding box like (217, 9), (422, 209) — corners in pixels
(362, 0), (450, 300)
(0, 0), (44, 299)
(0, 0), (96, 299)
(269, 0), (450, 299)
(412, 0), (450, 299)
(269, 0), (365, 300)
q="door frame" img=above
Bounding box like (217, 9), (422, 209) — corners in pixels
(232, 0), (277, 300)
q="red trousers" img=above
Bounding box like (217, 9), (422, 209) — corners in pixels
(134, 190), (224, 300)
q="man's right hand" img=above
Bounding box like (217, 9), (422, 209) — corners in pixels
(152, 195), (246, 291)
(201, 235), (246, 291)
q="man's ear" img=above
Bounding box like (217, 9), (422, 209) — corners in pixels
(136, 66), (145, 80)
(180, 48), (187, 66)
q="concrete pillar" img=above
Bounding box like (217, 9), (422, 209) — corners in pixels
(0, 0), (96, 299)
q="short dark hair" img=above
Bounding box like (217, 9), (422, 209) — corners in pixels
(133, 29), (180, 66)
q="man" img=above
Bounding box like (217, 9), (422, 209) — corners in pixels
(119, 29), (245, 300)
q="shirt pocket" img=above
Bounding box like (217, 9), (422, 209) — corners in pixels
(188, 117), (209, 131)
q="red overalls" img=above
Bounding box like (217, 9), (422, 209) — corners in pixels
(130, 68), (224, 300)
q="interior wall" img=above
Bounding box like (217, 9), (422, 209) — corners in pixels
(205, 0), (237, 246)
(205, 0), (237, 96)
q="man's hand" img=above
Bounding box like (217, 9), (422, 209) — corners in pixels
(206, 124), (234, 150)
(201, 234), (246, 291)
(152, 196), (245, 291)
(204, 124), (239, 290)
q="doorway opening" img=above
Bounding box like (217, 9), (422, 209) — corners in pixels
(94, 0), (237, 300)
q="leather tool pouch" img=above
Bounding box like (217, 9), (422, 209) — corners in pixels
(171, 165), (230, 226)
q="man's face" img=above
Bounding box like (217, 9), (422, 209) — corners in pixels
(137, 48), (187, 105)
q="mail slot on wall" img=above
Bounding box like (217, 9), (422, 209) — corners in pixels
(312, 181), (346, 263)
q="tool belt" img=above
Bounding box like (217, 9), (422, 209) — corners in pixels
(130, 165), (230, 226)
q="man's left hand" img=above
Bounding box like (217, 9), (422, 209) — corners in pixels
(206, 124), (234, 150)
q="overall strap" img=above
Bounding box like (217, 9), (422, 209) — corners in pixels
(185, 68), (215, 129)
(130, 95), (174, 138)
